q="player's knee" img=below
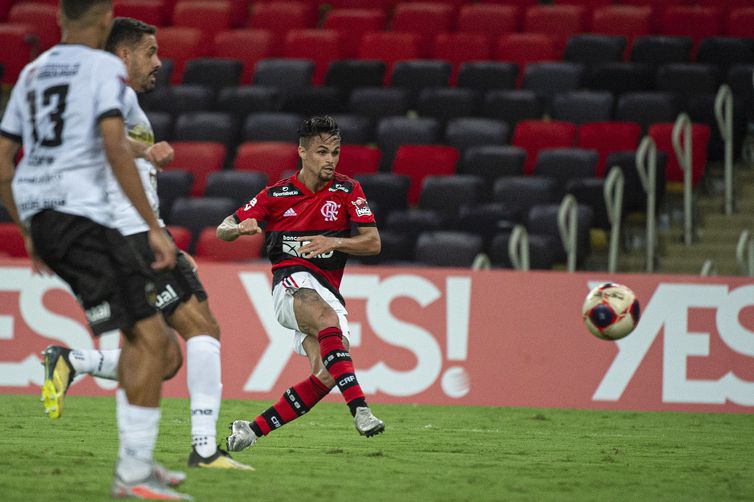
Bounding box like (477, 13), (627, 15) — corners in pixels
(314, 307), (340, 332)
(163, 333), (183, 380)
(313, 368), (336, 389)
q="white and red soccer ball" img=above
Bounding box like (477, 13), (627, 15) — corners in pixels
(582, 282), (641, 341)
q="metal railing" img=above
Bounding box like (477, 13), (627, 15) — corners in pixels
(558, 194), (578, 272)
(636, 136), (658, 272)
(736, 230), (754, 277)
(714, 84), (735, 215)
(508, 224), (530, 271)
(671, 112), (695, 246)
(700, 259), (717, 276)
(604, 166), (624, 273)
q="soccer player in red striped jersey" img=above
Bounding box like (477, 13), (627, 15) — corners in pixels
(217, 115), (385, 452)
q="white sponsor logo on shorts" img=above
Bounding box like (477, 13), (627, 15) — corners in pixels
(154, 284), (179, 309)
(85, 302), (111, 324)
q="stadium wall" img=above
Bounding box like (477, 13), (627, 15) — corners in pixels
(1, 258), (752, 413)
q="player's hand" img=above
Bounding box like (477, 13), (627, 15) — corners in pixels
(23, 234), (53, 276)
(145, 141), (174, 171)
(148, 228), (177, 270)
(238, 218), (261, 236)
(297, 235), (338, 258)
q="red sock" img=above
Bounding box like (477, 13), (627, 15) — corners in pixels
(318, 326), (367, 415)
(251, 374), (331, 436)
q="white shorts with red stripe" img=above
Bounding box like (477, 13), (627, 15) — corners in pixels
(272, 271), (350, 356)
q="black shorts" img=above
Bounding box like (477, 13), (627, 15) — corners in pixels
(30, 210), (159, 336)
(125, 230), (208, 318)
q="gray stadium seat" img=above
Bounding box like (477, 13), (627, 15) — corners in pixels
(375, 117), (440, 170)
(444, 118), (510, 157)
(414, 231), (484, 267)
(551, 91), (614, 124)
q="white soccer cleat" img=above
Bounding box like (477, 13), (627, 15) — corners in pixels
(111, 469), (193, 500)
(226, 420), (258, 452)
(354, 407), (385, 437)
(154, 462), (187, 487)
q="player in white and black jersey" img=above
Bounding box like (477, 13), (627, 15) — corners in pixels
(42, 16), (251, 472)
(0, 1), (190, 500)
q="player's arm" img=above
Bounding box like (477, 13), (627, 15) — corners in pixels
(216, 214), (261, 241)
(127, 137), (174, 170)
(101, 116), (176, 270)
(298, 226), (381, 257)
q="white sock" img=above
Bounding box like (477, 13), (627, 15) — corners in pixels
(187, 335), (222, 458)
(117, 398), (161, 483)
(115, 388), (128, 459)
(69, 349), (120, 380)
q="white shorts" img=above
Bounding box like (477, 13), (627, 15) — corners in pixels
(272, 271), (350, 356)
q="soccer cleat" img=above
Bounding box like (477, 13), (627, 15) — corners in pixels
(111, 470), (193, 500)
(354, 406), (385, 437)
(154, 463), (187, 487)
(188, 447), (254, 471)
(226, 420), (257, 452)
(41, 345), (76, 419)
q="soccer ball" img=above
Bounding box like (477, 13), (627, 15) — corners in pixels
(582, 282), (641, 340)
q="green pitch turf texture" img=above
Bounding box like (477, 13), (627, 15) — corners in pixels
(0, 395), (752, 501)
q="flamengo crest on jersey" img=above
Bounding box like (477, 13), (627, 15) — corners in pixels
(0, 45), (128, 227)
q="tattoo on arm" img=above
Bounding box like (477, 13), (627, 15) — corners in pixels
(216, 215), (240, 241)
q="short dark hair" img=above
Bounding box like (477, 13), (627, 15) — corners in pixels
(61, 0), (110, 21)
(298, 116), (340, 146)
(104, 17), (157, 54)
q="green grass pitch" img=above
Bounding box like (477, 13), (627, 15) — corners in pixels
(0, 394), (752, 501)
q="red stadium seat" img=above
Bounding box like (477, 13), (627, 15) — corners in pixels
(648, 122), (711, 187)
(478, 0), (537, 7)
(661, 6), (722, 51)
(495, 33), (557, 86)
(248, 2), (317, 42)
(114, 0), (166, 26)
(577, 122), (642, 177)
(591, 6), (652, 56)
(0, 24), (38, 85)
(233, 142), (300, 185)
(168, 141), (227, 196)
(195, 227), (263, 262)
(327, 0), (390, 9)
(457, 4), (520, 39)
(282, 29), (343, 86)
(0, 0), (12, 21)
(391, 2), (455, 57)
(0, 223), (27, 258)
(727, 7), (754, 38)
(432, 32), (492, 86)
(523, 5), (585, 57)
(391, 145), (460, 205)
(9, 3), (59, 52)
(358, 32), (421, 85)
(172, 1), (233, 40)
(167, 225), (192, 252)
(213, 29), (274, 84)
(554, 0), (611, 9)
(337, 145), (381, 178)
(322, 8), (387, 58)
(157, 27), (208, 84)
(512, 120), (578, 175)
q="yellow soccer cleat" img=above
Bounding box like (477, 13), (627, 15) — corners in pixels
(188, 447), (254, 471)
(41, 345), (75, 420)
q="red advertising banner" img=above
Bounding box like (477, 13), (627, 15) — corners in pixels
(1, 257), (752, 412)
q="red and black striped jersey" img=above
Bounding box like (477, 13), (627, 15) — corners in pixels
(234, 172), (376, 300)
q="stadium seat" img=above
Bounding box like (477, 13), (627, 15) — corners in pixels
(457, 62), (518, 94)
(0, 223), (27, 257)
(512, 120), (578, 174)
(532, 148), (599, 196)
(156, 27), (207, 84)
(166, 225), (192, 252)
(695, 37), (754, 76)
(604, 150), (667, 213)
(457, 4), (520, 39)
(550, 91), (614, 125)
(156, 170), (193, 222)
(615, 92), (680, 133)
(358, 32), (422, 85)
(0, 24), (38, 84)
(483, 90), (543, 129)
(355, 173), (410, 224)
(168, 142), (227, 196)
(527, 203), (593, 267)
(415, 231), (484, 268)
(577, 122), (642, 176)
(655, 63), (720, 110)
(386, 209), (446, 240)
(493, 176), (560, 222)
(565, 177), (612, 230)
(591, 5), (651, 54)
(456, 203), (517, 243)
(459, 145), (527, 199)
(489, 232), (556, 270)
(233, 142), (299, 184)
(322, 8), (387, 58)
(660, 6), (722, 52)
(727, 64), (754, 114)
(114, 0), (166, 26)
(216, 86), (280, 120)
(585, 62), (654, 96)
(213, 29), (275, 84)
(389, 60), (452, 108)
(182, 58), (242, 93)
(204, 171), (268, 208)
(282, 29), (343, 86)
(336, 145), (381, 178)
(522, 62), (586, 109)
(9, 3), (59, 51)
(195, 227), (264, 262)
(172, 1), (232, 40)
(391, 145), (460, 204)
(444, 118), (510, 158)
(331, 114), (373, 145)
(169, 197), (237, 252)
(327, 0), (391, 9)
(727, 7), (754, 38)
(173, 112), (239, 148)
(325, 60), (386, 100)
(419, 175), (486, 222)
(523, 4), (585, 56)
(495, 33), (557, 85)
(416, 88), (481, 128)
(248, 2), (317, 41)
(348, 88), (410, 124)
(630, 36), (693, 69)
(432, 33), (492, 85)
(564, 35), (626, 67)
(391, 2), (455, 57)
(648, 122), (711, 187)
(375, 117), (441, 171)
(280, 87), (344, 116)
(139, 85), (215, 114)
(242, 113), (302, 143)
(153, 59), (173, 89)
(146, 111), (173, 142)
(252, 59), (314, 94)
